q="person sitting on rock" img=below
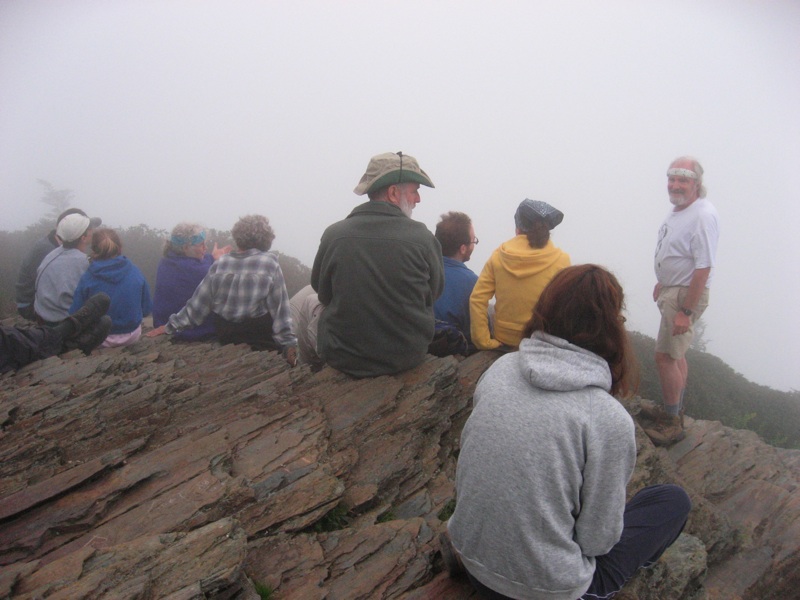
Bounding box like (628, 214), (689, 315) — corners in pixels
(15, 208), (101, 321)
(34, 212), (100, 325)
(152, 222), (232, 341)
(444, 264), (691, 600)
(70, 228), (152, 348)
(289, 284), (324, 370)
(311, 151), (444, 377)
(1, 293), (112, 374)
(430, 211), (479, 356)
(469, 199), (570, 351)
(148, 215), (297, 366)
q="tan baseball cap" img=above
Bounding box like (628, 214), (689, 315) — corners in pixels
(354, 151), (435, 196)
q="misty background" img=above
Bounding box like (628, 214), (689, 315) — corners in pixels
(1, 1), (798, 392)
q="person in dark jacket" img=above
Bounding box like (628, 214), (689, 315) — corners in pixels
(311, 151), (444, 377)
(70, 228), (152, 348)
(1, 293), (112, 373)
(152, 222), (231, 341)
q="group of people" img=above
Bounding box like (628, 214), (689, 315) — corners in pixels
(7, 209), (300, 371)
(5, 150), (719, 600)
(3, 209), (149, 373)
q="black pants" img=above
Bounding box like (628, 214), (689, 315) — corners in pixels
(212, 313), (279, 351)
(466, 484), (691, 600)
(0, 325), (64, 374)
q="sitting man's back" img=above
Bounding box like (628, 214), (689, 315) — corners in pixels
(432, 211), (479, 355)
(311, 151), (444, 377)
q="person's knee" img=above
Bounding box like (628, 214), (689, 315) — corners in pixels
(655, 352), (676, 367)
(661, 484), (692, 518)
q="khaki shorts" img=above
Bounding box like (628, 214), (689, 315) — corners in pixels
(655, 286), (709, 359)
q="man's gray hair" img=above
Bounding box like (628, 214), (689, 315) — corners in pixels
(671, 156), (707, 198)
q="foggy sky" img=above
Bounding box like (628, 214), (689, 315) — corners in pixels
(1, 0), (798, 391)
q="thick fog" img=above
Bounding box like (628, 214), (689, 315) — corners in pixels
(2, 1), (798, 391)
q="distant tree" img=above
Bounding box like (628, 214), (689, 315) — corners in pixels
(116, 224), (170, 292)
(37, 179), (74, 220)
(272, 251), (311, 297)
(629, 330), (800, 449)
(691, 318), (709, 352)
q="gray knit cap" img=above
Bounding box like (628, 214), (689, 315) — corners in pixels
(514, 199), (564, 231)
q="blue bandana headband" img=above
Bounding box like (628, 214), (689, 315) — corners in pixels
(170, 230), (206, 247)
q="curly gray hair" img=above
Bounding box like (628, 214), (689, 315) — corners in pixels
(232, 215), (275, 251)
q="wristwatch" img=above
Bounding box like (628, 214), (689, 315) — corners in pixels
(680, 307), (693, 316)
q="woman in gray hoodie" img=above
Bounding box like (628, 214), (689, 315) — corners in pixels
(448, 264), (690, 600)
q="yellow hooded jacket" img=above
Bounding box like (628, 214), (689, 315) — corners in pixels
(470, 235), (570, 350)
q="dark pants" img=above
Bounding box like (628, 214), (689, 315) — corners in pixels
(0, 325), (64, 374)
(466, 484), (691, 600)
(212, 313), (279, 351)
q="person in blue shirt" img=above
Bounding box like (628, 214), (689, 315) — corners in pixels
(432, 211), (479, 355)
(70, 228), (152, 348)
(152, 223), (231, 341)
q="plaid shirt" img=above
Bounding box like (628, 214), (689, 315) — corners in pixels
(166, 249), (297, 349)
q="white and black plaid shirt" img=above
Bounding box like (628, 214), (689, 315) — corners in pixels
(166, 249), (296, 349)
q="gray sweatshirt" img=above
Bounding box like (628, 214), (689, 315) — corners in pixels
(34, 246), (90, 322)
(448, 332), (636, 600)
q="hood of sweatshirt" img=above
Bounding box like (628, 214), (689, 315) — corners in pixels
(497, 235), (566, 279)
(517, 331), (612, 393)
(87, 256), (135, 285)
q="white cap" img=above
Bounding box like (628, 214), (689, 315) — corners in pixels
(56, 213), (92, 242)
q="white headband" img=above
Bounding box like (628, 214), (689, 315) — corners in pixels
(667, 168), (698, 179)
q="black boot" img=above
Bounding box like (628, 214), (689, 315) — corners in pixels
(70, 315), (112, 355)
(64, 293), (111, 339)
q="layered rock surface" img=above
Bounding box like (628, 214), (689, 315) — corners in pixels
(0, 334), (797, 599)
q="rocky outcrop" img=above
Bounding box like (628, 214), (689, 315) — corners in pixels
(0, 334), (798, 599)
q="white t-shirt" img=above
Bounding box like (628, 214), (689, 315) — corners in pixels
(654, 198), (720, 287)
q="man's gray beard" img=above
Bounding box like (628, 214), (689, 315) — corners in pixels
(398, 196), (414, 217)
(669, 193), (688, 207)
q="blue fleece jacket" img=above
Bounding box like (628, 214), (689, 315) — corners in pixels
(152, 252), (215, 340)
(70, 256), (152, 334)
(434, 256), (479, 345)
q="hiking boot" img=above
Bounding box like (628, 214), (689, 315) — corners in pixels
(72, 315), (112, 355)
(642, 413), (686, 447)
(637, 399), (665, 422)
(65, 293), (111, 339)
(439, 531), (465, 577)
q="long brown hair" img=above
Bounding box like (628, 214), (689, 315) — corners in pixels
(523, 264), (638, 397)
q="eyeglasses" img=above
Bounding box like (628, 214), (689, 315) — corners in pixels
(470, 237), (479, 245)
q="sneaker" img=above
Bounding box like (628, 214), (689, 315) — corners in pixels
(73, 315), (112, 355)
(642, 413), (686, 447)
(66, 293), (111, 339)
(439, 531), (465, 577)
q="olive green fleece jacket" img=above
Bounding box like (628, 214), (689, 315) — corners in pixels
(311, 201), (444, 377)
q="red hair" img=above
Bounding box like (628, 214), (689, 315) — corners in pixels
(523, 264), (638, 397)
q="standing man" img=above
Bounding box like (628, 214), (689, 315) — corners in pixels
(643, 156), (720, 446)
(311, 151), (444, 377)
(432, 211), (479, 354)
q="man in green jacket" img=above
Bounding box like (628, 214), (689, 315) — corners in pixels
(311, 152), (444, 377)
